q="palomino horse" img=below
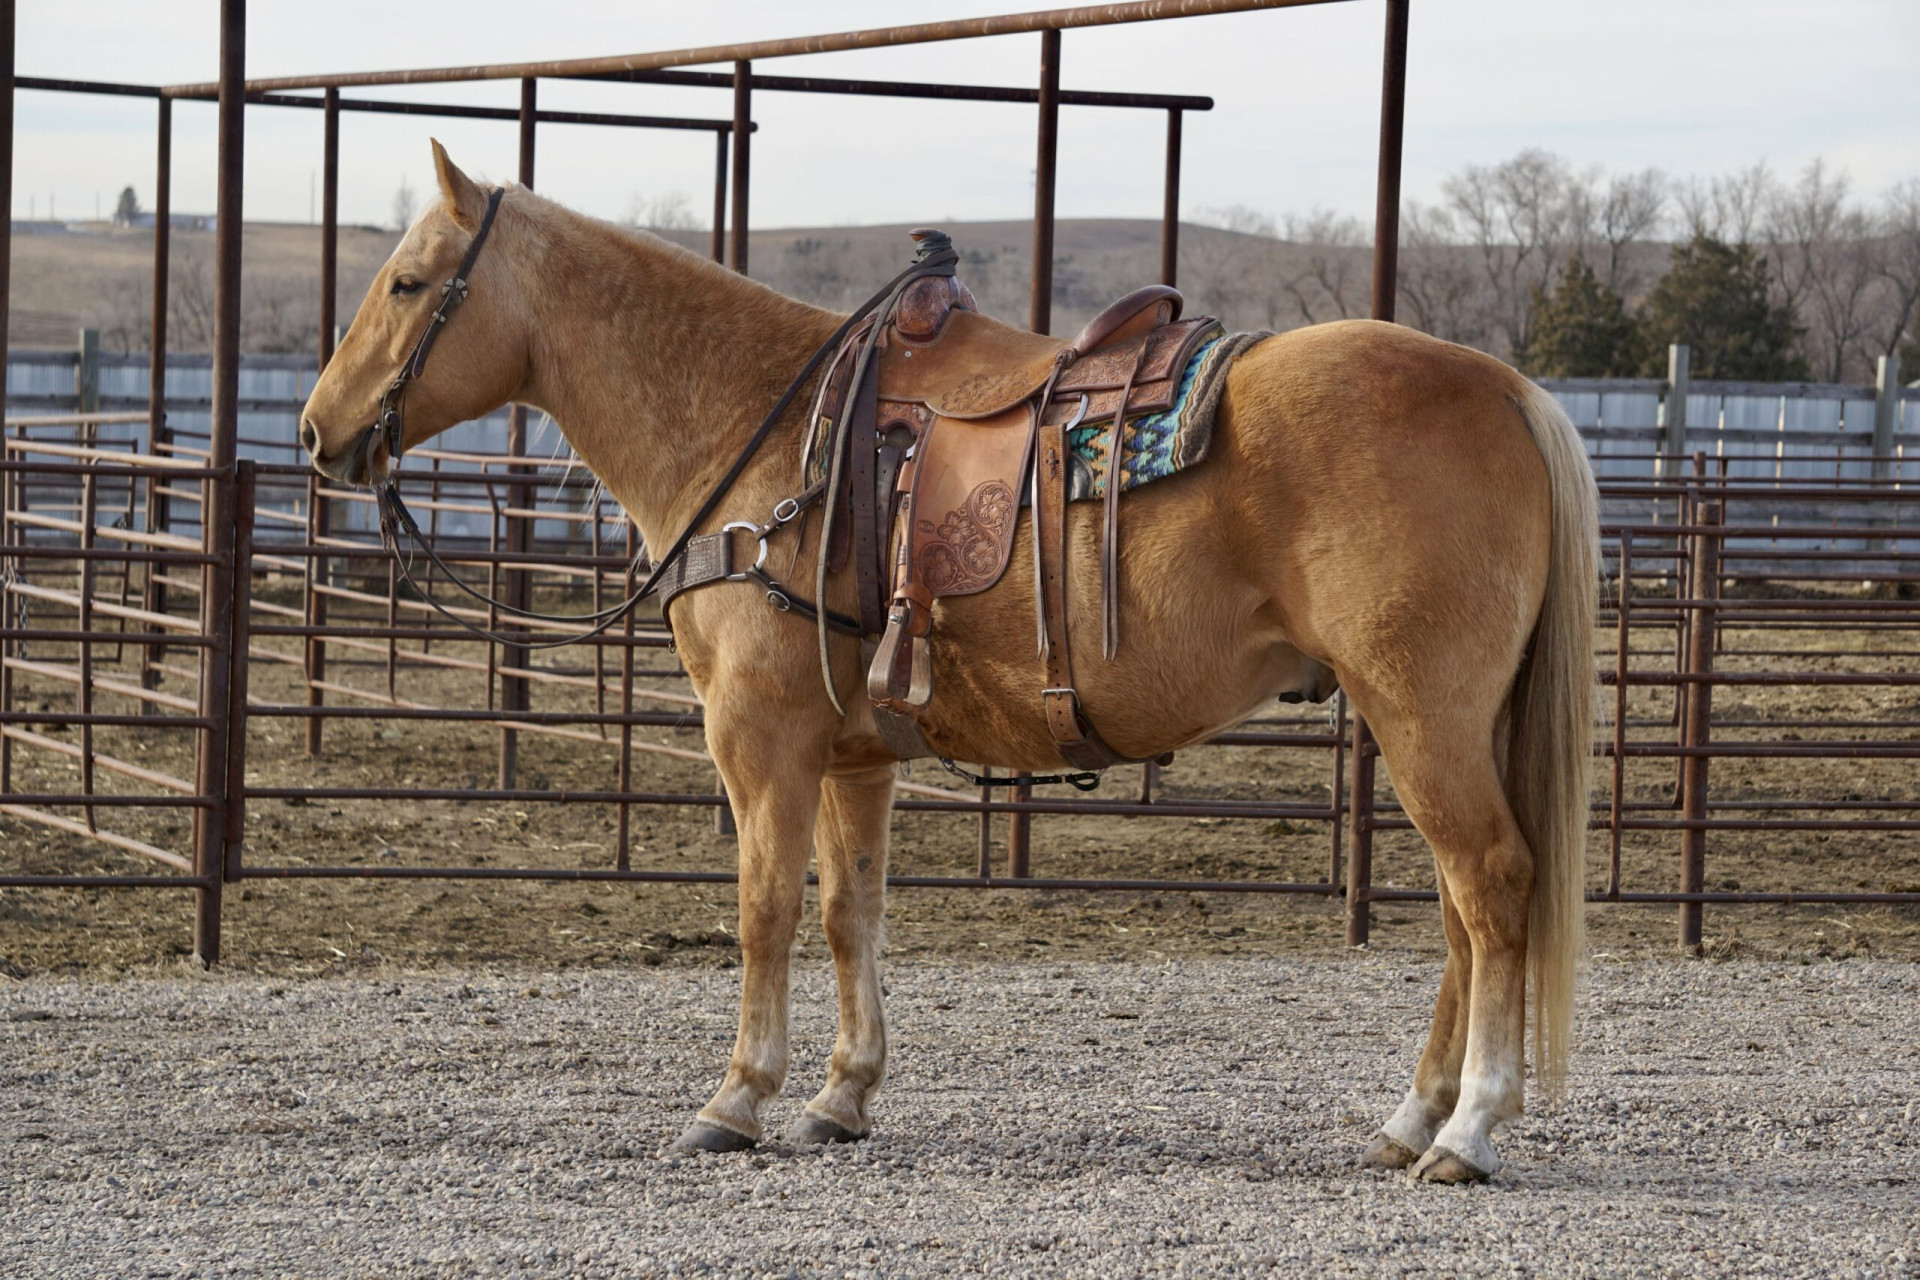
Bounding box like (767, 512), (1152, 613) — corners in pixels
(301, 143), (1598, 1184)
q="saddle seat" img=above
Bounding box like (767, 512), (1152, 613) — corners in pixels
(876, 284), (1185, 420)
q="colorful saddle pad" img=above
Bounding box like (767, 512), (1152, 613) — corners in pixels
(1064, 326), (1270, 499)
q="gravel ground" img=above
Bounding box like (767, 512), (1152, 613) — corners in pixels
(2, 955), (1915, 1278)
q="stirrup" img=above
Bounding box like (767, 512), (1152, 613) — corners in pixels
(867, 593), (933, 713)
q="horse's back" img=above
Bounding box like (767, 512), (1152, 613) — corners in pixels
(908, 318), (1557, 766)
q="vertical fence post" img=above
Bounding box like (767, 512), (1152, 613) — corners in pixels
(1008, 778), (1033, 879)
(1659, 343), (1690, 475)
(75, 328), (100, 415)
(147, 100), (172, 453)
(1029, 28), (1060, 335)
(615, 524), (637, 871)
(1609, 531), (1632, 900)
(710, 129), (728, 264)
(1346, 0), (1409, 945)
(0, 0), (13, 419)
(498, 77), (537, 788)
(1368, 0), (1408, 322)
(194, 0), (247, 967)
(1344, 716), (1377, 945)
(1872, 352), (1900, 482)
(1327, 691), (1346, 888)
(1677, 500), (1720, 950)
(224, 462), (256, 881)
(141, 97), (173, 699)
(306, 86), (339, 755)
(142, 98), (174, 702)
(730, 62), (750, 274)
(1159, 107), (1181, 288)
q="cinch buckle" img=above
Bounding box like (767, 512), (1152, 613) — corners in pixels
(721, 521), (769, 581)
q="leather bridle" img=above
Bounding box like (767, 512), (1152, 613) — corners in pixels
(353, 190), (961, 652)
(348, 187), (506, 492)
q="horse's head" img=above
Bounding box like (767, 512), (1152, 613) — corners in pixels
(301, 141), (528, 483)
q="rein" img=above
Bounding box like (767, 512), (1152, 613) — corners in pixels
(361, 193), (960, 651)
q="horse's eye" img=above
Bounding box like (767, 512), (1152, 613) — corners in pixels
(391, 277), (425, 297)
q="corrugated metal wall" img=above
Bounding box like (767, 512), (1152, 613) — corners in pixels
(6, 347), (1915, 546)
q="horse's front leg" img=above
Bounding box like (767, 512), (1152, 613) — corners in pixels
(674, 694), (833, 1153)
(786, 753), (895, 1144)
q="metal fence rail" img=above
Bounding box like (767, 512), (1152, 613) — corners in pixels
(5, 0), (1917, 965)
(3, 447), (1915, 959)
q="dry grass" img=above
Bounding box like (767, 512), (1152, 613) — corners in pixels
(9, 216), (1360, 354)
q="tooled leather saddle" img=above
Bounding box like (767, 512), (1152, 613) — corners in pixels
(809, 229), (1221, 770)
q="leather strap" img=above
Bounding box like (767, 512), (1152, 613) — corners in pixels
(1099, 341), (1147, 660)
(374, 231), (957, 654)
(846, 357), (887, 637)
(1033, 416), (1134, 772)
(656, 527), (862, 636)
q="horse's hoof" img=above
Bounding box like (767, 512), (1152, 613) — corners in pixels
(784, 1112), (868, 1146)
(671, 1121), (757, 1154)
(1411, 1144), (1492, 1185)
(1361, 1133), (1421, 1171)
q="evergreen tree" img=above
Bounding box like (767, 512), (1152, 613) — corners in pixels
(1634, 234), (1808, 380)
(112, 186), (140, 226)
(1515, 257), (1641, 377)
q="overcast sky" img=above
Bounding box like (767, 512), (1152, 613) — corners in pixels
(13, 1), (1919, 231)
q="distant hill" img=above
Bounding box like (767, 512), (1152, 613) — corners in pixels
(7, 216), (1372, 357)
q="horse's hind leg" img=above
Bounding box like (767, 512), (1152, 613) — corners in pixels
(1363, 704), (1533, 1183)
(1364, 872), (1470, 1169)
(786, 758), (895, 1144)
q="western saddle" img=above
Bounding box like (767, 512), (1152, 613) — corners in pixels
(807, 229), (1220, 770)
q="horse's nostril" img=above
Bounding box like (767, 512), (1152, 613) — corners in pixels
(300, 419), (318, 455)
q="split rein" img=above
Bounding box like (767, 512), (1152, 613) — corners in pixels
(358, 189), (954, 652)
(352, 200), (1105, 792)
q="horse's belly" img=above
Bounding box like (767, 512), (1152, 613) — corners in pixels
(905, 480), (1303, 770)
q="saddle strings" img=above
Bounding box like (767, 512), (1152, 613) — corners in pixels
(371, 238), (960, 652)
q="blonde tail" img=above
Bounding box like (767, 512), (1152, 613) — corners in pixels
(1507, 381), (1599, 1098)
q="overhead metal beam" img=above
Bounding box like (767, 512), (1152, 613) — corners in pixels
(159, 0), (1350, 96)
(570, 67), (1213, 112)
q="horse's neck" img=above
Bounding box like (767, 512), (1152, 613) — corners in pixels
(511, 206), (840, 553)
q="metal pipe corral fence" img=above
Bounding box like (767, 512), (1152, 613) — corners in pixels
(6, 0), (1917, 965)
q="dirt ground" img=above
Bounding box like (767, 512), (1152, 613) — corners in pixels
(2, 599), (1917, 977)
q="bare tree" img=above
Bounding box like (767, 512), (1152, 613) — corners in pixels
(168, 245), (216, 353)
(1678, 162), (1774, 245)
(1441, 149), (1580, 357)
(625, 190), (700, 231)
(1873, 178), (1920, 363)
(91, 269), (152, 353)
(1180, 206), (1283, 329)
(1761, 160), (1881, 379)
(1395, 201), (1489, 348)
(390, 177), (418, 233)
(1594, 167), (1669, 292)
(1275, 209), (1368, 325)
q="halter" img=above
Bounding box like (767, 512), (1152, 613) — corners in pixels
(356, 197), (961, 652)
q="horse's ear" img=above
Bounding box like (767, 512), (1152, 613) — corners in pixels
(430, 139), (487, 231)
